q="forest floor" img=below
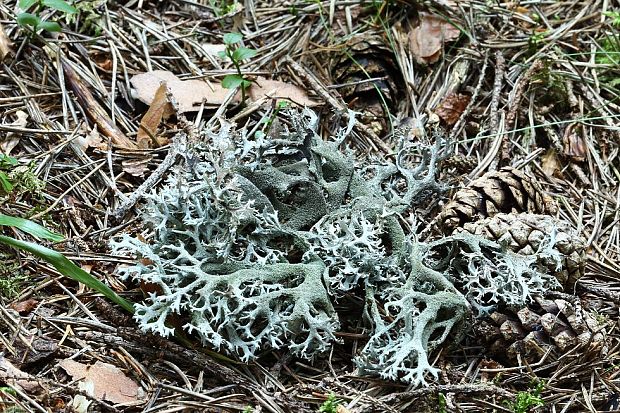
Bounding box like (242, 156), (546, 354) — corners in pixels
(1, 0), (620, 412)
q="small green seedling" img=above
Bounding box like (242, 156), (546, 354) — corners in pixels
(0, 154), (18, 193)
(604, 11), (620, 27)
(437, 393), (447, 413)
(219, 32), (257, 104)
(318, 393), (341, 413)
(209, 0), (238, 17)
(506, 380), (545, 413)
(16, 0), (76, 34)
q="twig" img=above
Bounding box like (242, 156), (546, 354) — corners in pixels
(448, 52), (489, 142)
(61, 60), (138, 150)
(499, 59), (545, 165)
(378, 384), (514, 405)
(488, 51), (505, 144)
(111, 132), (186, 221)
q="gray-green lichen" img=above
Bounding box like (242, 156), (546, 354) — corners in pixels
(111, 109), (564, 386)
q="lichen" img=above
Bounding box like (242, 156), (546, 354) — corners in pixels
(111, 109), (566, 385)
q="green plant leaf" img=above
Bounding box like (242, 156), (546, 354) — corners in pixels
(223, 32), (243, 45)
(0, 154), (18, 168)
(0, 213), (64, 242)
(241, 79), (252, 89)
(42, 0), (77, 13)
(222, 74), (245, 89)
(232, 47), (256, 61)
(18, 0), (38, 10)
(37, 20), (62, 32)
(0, 234), (134, 313)
(16, 12), (40, 28)
(0, 172), (14, 193)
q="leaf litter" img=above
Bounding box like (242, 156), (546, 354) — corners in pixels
(0, 0), (619, 412)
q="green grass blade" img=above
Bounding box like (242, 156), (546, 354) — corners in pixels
(0, 214), (64, 242)
(0, 235), (134, 313)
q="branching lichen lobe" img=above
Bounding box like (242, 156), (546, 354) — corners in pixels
(112, 110), (566, 385)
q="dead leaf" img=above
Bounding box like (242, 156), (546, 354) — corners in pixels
(0, 23), (12, 61)
(563, 123), (587, 161)
(0, 355), (44, 393)
(9, 298), (39, 314)
(131, 70), (234, 112)
(75, 126), (107, 152)
(59, 359), (143, 404)
(541, 149), (562, 177)
(122, 156), (152, 177)
(478, 359), (504, 382)
(409, 12), (461, 65)
(249, 78), (320, 107)
(434, 93), (470, 125)
(137, 83), (173, 149)
(1, 110), (28, 155)
(201, 43), (227, 58)
(97, 59), (113, 72)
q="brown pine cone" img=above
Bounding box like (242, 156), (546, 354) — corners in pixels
(474, 297), (607, 365)
(454, 213), (586, 289)
(437, 167), (556, 234)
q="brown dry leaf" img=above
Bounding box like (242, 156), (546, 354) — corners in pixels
(249, 77), (320, 107)
(0, 23), (12, 61)
(122, 156), (152, 177)
(9, 298), (39, 314)
(96, 59), (113, 71)
(542, 149), (562, 177)
(59, 359), (143, 404)
(435, 93), (470, 125)
(0, 355), (44, 393)
(1, 110), (28, 155)
(131, 70), (234, 112)
(563, 123), (587, 161)
(75, 126), (107, 152)
(137, 83), (173, 149)
(409, 12), (461, 65)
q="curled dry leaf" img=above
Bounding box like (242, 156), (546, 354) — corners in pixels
(542, 149), (562, 178)
(409, 12), (461, 65)
(75, 125), (107, 152)
(9, 298), (39, 314)
(1, 110), (28, 155)
(0, 23), (12, 61)
(131, 70), (234, 113)
(435, 93), (470, 126)
(136, 83), (173, 149)
(563, 123), (587, 161)
(59, 359), (143, 404)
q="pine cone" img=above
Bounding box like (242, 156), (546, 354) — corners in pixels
(454, 213), (586, 289)
(474, 297), (607, 365)
(437, 167), (556, 234)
